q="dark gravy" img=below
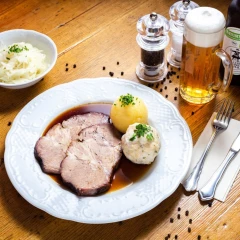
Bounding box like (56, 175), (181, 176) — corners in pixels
(45, 103), (152, 193)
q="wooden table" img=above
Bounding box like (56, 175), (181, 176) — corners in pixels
(1, 0), (239, 239)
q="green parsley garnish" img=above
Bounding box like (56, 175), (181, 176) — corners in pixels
(119, 93), (135, 107)
(8, 44), (29, 54)
(129, 124), (154, 141)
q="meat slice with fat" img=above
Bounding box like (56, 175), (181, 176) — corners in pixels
(34, 112), (109, 174)
(61, 123), (122, 196)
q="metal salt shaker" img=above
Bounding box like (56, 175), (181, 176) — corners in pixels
(167, 0), (199, 67)
(136, 12), (170, 82)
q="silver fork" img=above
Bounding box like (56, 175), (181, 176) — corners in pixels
(182, 99), (234, 192)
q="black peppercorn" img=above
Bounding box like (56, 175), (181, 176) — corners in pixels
(141, 49), (164, 66)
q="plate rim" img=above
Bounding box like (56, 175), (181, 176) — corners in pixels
(4, 77), (192, 223)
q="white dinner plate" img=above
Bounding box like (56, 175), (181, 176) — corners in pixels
(5, 78), (192, 224)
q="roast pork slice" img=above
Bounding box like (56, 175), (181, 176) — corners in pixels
(34, 112), (109, 174)
(61, 123), (122, 196)
(62, 112), (109, 140)
(34, 123), (71, 174)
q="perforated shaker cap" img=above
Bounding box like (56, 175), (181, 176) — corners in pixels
(169, 0), (199, 27)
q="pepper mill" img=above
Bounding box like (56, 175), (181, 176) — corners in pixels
(136, 12), (170, 82)
(167, 0), (199, 67)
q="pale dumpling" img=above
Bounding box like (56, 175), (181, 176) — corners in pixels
(121, 123), (160, 164)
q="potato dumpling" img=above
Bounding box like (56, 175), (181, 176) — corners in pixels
(121, 123), (160, 164)
(110, 93), (148, 133)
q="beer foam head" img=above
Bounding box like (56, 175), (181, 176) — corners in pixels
(184, 7), (226, 47)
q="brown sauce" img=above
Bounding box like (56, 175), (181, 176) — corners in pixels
(44, 103), (152, 193)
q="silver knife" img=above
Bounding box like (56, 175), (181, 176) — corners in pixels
(199, 132), (240, 201)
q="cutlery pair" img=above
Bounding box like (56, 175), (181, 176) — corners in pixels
(183, 99), (238, 201)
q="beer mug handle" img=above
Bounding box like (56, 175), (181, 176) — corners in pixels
(215, 49), (233, 91)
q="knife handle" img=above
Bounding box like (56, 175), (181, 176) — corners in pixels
(199, 150), (236, 201)
(182, 129), (218, 192)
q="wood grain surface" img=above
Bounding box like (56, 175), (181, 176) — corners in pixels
(0, 0), (240, 239)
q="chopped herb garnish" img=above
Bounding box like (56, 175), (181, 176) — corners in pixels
(129, 124), (154, 141)
(6, 57), (10, 60)
(119, 93), (135, 107)
(146, 133), (154, 141)
(8, 44), (29, 54)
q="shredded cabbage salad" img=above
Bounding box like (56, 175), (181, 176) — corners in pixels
(0, 42), (48, 84)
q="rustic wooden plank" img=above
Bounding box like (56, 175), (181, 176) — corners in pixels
(0, 0), (239, 239)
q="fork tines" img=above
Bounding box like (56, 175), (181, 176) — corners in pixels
(216, 99), (234, 124)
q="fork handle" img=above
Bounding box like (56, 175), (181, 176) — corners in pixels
(182, 129), (219, 192)
(199, 150), (236, 201)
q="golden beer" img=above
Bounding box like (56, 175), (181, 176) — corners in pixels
(180, 38), (222, 104)
(180, 7), (233, 104)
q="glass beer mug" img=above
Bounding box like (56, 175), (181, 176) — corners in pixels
(180, 7), (233, 104)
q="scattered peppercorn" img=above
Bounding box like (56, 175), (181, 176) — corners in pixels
(121, 71), (124, 76)
(8, 122), (12, 126)
(185, 210), (189, 216)
(170, 218), (174, 223)
(109, 72), (114, 77)
(177, 214), (180, 219)
(168, 234), (171, 238)
(178, 207), (181, 211)
(117, 61), (119, 65)
(172, 71), (176, 75)
(102, 66), (106, 70)
(165, 236), (168, 240)
(165, 94), (168, 98)
(167, 75), (170, 79)
(73, 64), (76, 68)
(198, 235), (201, 240)
(65, 63), (68, 66)
(164, 86), (167, 90)
(178, 67), (181, 71)
(65, 68), (68, 71)
(167, 62), (169, 67)
(174, 96), (177, 101)
(192, 112), (194, 115)
(169, 80), (172, 83)
(156, 83), (159, 88)
(160, 89), (163, 92)
(188, 227), (191, 233)
(189, 219), (192, 224)
(177, 75), (179, 79)
(208, 202), (212, 207)
(175, 235), (178, 239)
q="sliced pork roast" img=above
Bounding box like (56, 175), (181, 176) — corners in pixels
(60, 123), (122, 196)
(34, 112), (109, 174)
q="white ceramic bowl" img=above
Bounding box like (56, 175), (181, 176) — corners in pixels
(0, 29), (57, 89)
